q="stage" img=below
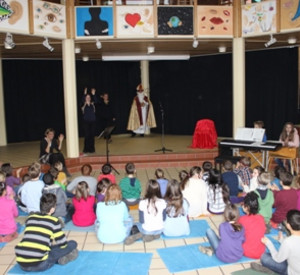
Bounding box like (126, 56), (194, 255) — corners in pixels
(0, 134), (219, 172)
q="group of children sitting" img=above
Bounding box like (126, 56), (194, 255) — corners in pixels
(1, 157), (300, 274)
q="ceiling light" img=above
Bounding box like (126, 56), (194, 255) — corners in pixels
(4, 32), (15, 49)
(147, 46), (155, 54)
(96, 39), (102, 49)
(192, 38), (199, 49)
(264, 34), (277, 48)
(288, 37), (297, 44)
(75, 47), (81, 54)
(43, 37), (54, 52)
(102, 54), (190, 61)
(218, 46), (226, 53)
(82, 56), (89, 62)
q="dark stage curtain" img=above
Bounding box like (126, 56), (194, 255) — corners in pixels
(2, 48), (299, 143)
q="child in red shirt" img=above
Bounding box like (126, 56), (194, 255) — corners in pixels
(239, 191), (266, 259)
(97, 164), (116, 184)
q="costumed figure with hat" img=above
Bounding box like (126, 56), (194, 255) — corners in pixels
(127, 84), (156, 137)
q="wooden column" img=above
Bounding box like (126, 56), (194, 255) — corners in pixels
(140, 60), (151, 134)
(0, 58), (7, 146)
(62, 39), (79, 158)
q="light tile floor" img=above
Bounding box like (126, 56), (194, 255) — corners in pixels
(0, 168), (259, 275)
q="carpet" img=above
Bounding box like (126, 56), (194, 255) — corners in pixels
(63, 221), (95, 232)
(8, 251), (153, 275)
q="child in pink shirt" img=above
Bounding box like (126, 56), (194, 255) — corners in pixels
(72, 181), (96, 226)
(97, 164), (116, 184)
(0, 182), (18, 242)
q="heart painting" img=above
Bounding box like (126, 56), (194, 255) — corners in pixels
(125, 13), (141, 27)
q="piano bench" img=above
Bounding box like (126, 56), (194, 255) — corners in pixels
(214, 155), (242, 171)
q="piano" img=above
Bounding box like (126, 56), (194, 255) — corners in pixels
(219, 139), (282, 170)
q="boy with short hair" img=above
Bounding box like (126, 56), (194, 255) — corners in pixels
(119, 162), (141, 206)
(19, 162), (44, 213)
(15, 193), (78, 272)
(251, 210), (300, 275)
(254, 172), (274, 232)
(270, 171), (298, 229)
(222, 160), (241, 203)
(234, 156), (252, 187)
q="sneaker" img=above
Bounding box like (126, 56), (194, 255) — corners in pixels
(142, 234), (160, 242)
(58, 248), (78, 265)
(124, 232), (143, 245)
(199, 245), (213, 256)
(250, 262), (275, 274)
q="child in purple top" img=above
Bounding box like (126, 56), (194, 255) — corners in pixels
(199, 203), (245, 263)
(96, 178), (111, 203)
(1, 163), (22, 192)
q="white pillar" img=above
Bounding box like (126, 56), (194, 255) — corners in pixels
(62, 39), (79, 158)
(232, 37), (246, 138)
(0, 58), (7, 146)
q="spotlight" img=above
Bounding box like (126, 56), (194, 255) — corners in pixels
(264, 34), (277, 48)
(43, 37), (54, 52)
(192, 38), (199, 49)
(96, 39), (102, 49)
(147, 46), (155, 54)
(75, 47), (81, 54)
(4, 32), (15, 49)
(288, 37), (297, 45)
(82, 56), (89, 62)
(218, 46), (226, 53)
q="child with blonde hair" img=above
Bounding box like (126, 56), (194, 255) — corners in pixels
(54, 161), (67, 190)
(72, 181), (96, 226)
(155, 168), (169, 197)
(96, 184), (132, 244)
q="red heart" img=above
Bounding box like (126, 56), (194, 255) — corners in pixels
(125, 13), (141, 27)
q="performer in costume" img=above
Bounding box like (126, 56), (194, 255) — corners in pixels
(127, 84), (156, 137)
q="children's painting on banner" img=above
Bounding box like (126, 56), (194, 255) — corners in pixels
(33, 0), (66, 38)
(116, 6), (154, 38)
(197, 6), (233, 37)
(281, 0), (300, 31)
(242, 0), (276, 36)
(0, 0), (29, 34)
(76, 6), (113, 38)
(157, 6), (193, 36)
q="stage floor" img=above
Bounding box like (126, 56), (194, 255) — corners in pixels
(0, 134), (216, 168)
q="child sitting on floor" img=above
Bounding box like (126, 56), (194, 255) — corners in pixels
(0, 171), (15, 200)
(207, 168), (230, 214)
(270, 170), (298, 229)
(202, 161), (213, 184)
(49, 167), (66, 191)
(239, 191), (266, 259)
(125, 180), (167, 245)
(163, 179), (190, 237)
(234, 156), (252, 187)
(181, 166), (209, 217)
(1, 163), (22, 194)
(199, 203), (245, 263)
(254, 172), (274, 233)
(72, 181), (96, 227)
(271, 165), (285, 190)
(96, 184), (132, 244)
(54, 161), (68, 190)
(251, 210), (300, 275)
(119, 162), (141, 207)
(15, 193), (78, 272)
(96, 178), (111, 203)
(97, 164), (116, 184)
(0, 182), (18, 243)
(243, 166), (264, 193)
(155, 168), (169, 197)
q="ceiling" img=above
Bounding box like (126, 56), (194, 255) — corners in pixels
(0, 30), (299, 60)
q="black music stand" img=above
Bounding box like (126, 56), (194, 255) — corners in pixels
(99, 125), (119, 175)
(155, 101), (172, 154)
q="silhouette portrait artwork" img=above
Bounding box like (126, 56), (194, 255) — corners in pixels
(84, 7), (109, 36)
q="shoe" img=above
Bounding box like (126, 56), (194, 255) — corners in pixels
(124, 232), (143, 245)
(199, 245), (213, 256)
(58, 248), (78, 265)
(131, 132), (136, 137)
(250, 262), (275, 274)
(142, 234), (160, 242)
(140, 134), (144, 137)
(130, 225), (140, 235)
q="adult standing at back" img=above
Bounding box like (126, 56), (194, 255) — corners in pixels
(127, 84), (156, 137)
(81, 87), (98, 153)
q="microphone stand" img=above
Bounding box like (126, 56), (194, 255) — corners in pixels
(155, 101), (172, 154)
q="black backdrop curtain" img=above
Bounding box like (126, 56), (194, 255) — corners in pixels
(3, 47), (299, 143)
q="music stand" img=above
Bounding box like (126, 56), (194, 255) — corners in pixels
(99, 125), (119, 175)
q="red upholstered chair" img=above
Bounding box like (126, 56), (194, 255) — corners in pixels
(191, 119), (217, 149)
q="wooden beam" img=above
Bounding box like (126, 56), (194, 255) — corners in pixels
(28, 0), (34, 35)
(66, 0), (75, 39)
(232, 0), (241, 38)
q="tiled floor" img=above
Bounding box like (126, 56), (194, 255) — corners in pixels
(0, 167), (258, 275)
